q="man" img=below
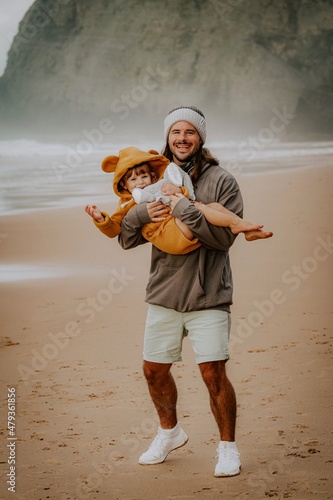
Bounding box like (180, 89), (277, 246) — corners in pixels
(118, 106), (243, 477)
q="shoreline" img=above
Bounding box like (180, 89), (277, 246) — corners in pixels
(0, 160), (332, 219)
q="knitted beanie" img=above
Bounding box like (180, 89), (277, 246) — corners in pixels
(164, 106), (206, 144)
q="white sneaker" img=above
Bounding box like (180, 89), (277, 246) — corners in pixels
(139, 424), (188, 465)
(214, 441), (241, 477)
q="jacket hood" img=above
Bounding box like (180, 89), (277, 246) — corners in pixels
(101, 147), (170, 199)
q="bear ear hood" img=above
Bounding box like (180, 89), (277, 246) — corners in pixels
(101, 155), (119, 173)
(101, 147), (170, 199)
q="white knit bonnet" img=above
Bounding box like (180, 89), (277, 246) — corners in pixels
(164, 106), (206, 144)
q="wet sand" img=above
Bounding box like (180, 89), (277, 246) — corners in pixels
(0, 164), (332, 499)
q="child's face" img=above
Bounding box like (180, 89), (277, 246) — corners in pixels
(124, 169), (153, 193)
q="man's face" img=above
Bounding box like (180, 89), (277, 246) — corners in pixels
(168, 121), (202, 165)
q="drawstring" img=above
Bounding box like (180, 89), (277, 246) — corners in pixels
(120, 198), (134, 208)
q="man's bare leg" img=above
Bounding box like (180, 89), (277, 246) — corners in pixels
(199, 360), (236, 440)
(139, 361), (189, 465)
(143, 361), (178, 428)
(199, 360), (241, 477)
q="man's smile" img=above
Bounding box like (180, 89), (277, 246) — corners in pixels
(175, 143), (191, 151)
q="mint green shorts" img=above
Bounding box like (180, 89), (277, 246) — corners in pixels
(143, 304), (231, 364)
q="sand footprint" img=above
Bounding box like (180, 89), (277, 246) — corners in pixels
(0, 336), (20, 347)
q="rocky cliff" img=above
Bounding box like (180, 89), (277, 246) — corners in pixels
(0, 0), (332, 140)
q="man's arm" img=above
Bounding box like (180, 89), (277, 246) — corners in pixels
(172, 171), (244, 252)
(118, 203), (150, 249)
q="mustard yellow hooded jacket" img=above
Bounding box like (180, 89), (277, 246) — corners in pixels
(93, 147), (200, 255)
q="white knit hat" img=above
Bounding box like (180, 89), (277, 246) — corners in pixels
(164, 106), (206, 144)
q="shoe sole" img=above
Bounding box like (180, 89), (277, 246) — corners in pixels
(214, 465), (241, 477)
(139, 436), (189, 465)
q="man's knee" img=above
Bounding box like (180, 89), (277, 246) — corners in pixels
(199, 360), (227, 389)
(143, 360), (172, 383)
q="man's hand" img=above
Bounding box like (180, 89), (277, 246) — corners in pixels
(169, 193), (186, 212)
(147, 201), (170, 222)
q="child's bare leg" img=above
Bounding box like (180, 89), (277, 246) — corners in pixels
(194, 202), (273, 240)
(175, 218), (194, 240)
(194, 202), (263, 234)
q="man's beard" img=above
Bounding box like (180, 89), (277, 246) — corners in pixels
(171, 143), (201, 165)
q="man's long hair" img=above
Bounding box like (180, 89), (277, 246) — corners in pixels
(161, 143), (219, 187)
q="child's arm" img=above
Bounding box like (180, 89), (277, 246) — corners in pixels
(85, 203), (130, 239)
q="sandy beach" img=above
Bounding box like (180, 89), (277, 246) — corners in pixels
(0, 163), (332, 500)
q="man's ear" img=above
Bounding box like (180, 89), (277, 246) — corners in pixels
(101, 155), (119, 173)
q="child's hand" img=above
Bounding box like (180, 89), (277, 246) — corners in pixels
(161, 182), (182, 196)
(170, 193), (185, 211)
(85, 204), (105, 223)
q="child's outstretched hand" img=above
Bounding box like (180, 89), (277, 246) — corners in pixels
(85, 204), (105, 223)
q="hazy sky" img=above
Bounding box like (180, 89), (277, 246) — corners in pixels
(0, 0), (34, 75)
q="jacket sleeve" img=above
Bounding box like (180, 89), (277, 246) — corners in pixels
(118, 203), (151, 249)
(93, 211), (122, 238)
(172, 172), (244, 252)
(93, 200), (137, 239)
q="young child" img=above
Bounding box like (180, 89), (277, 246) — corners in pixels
(85, 147), (272, 255)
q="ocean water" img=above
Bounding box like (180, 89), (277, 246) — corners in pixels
(0, 139), (332, 215)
